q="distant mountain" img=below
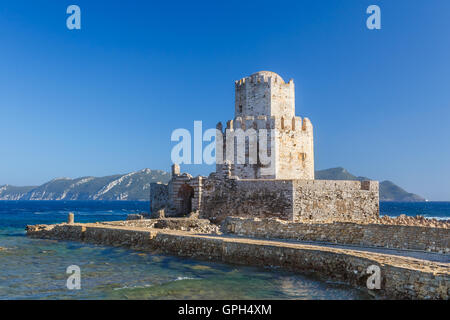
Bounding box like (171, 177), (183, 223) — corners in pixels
(315, 167), (370, 181)
(0, 167), (425, 202)
(315, 167), (426, 202)
(0, 169), (171, 201)
(378, 180), (426, 202)
(0, 185), (36, 200)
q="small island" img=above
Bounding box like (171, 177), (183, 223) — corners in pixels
(27, 72), (449, 300)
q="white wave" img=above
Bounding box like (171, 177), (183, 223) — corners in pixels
(113, 283), (153, 291)
(423, 216), (450, 221)
(174, 276), (198, 281)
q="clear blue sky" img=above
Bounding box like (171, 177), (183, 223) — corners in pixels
(1, 0), (449, 200)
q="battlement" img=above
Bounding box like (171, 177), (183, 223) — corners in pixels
(235, 71), (293, 88)
(235, 71), (295, 119)
(216, 116), (312, 133)
(151, 71), (380, 236)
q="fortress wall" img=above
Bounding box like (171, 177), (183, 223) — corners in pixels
(27, 222), (450, 299)
(292, 180), (379, 222)
(161, 166), (378, 223)
(218, 119), (277, 179)
(199, 177), (294, 223)
(269, 78), (295, 119)
(168, 173), (195, 216)
(198, 173), (378, 224)
(216, 116), (314, 180)
(223, 217), (450, 254)
(276, 117), (314, 179)
(151, 173), (201, 216)
(150, 182), (169, 213)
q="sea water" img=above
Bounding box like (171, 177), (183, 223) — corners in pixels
(1, 201), (448, 299)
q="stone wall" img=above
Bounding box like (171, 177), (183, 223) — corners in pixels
(151, 164), (206, 217)
(223, 217), (450, 253)
(199, 175), (379, 223)
(293, 180), (379, 222)
(277, 118), (314, 180)
(216, 122), (277, 180)
(149, 182), (169, 213)
(168, 173), (193, 216)
(26, 222), (450, 299)
(216, 117), (314, 180)
(105, 217), (220, 234)
(200, 176), (294, 223)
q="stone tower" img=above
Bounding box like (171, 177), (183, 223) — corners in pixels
(216, 71), (314, 180)
(235, 71), (295, 119)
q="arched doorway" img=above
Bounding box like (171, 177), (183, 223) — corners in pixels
(177, 184), (194, 215)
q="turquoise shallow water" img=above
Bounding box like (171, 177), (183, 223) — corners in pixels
(0, 201), (372, 300)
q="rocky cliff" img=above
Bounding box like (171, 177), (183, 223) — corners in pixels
(0, 169), (170, 201)
(0, 167), (424, 202)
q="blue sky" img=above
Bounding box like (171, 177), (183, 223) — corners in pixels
(0, 0), (449, 200)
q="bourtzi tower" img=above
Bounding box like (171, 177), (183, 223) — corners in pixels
(216, 71), (314, 179)
(151, 71), (379, 224)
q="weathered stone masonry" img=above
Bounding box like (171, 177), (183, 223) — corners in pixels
(292, 180), (379, 222)
(151, 71), (380, 223)
(152, 166), (379, 223)
(198, 170), (379, 223)
(27, 222), (450, 300)
(223, 217), (450, 254)
(220, 71), (314, 180)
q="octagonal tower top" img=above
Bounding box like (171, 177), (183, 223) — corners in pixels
(234, 71), (295, 119)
